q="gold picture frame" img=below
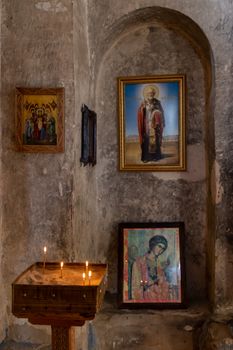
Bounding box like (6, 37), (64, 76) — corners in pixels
(118, 75), (186, 171)
(15, 87), (64, 153)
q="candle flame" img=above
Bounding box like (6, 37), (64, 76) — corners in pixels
(82, 272), (86, 279)
(43, 246), (47, 253)
(60, 261), (64, 268)
(85, 261), (88, 268)
(88, 270), (92, 278)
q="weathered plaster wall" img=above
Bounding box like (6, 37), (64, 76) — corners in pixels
(73, 0), (91, 260)
(92, 298), (209, 350)
(94, 22), (207, 300)
(72, 0), (100, 268)
(0, 0), (233, 349)
(86, 0), (233, 312)
(1, 0), (77, 343)
(72, 2), (93, 348)
(0, 0), (5, 342)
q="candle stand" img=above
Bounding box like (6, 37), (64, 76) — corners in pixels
(12, 262), (107, 350)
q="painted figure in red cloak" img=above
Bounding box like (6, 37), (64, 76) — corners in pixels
(138, 85), (165, 162)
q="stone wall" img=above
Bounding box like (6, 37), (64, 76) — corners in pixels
(93, 10), (207, 301)
(86, 0), (233, 310)
(0, 0), (4, 342)
(1, 0), (76, 343)
(0, 0), (233, 349)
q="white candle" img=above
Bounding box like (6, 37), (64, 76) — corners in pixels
(85, 260), (89, 276)
(88, 270), (92, 285)
(43, 246), (47, 271)
(60, 261), (64, 278)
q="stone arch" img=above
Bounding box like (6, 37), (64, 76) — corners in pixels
(94, 6), (214, 91)
(94, 6), (215, 306)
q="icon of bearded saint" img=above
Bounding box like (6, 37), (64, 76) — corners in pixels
(137, 85), (165, 163)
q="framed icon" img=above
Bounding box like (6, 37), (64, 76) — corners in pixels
(118, 75), (186, 171)
(15, 87), (64, 153)
(118, 222), (186, 308)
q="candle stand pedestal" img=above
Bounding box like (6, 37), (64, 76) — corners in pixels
(12, 262), (107, 350)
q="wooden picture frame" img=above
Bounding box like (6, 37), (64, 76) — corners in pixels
(118, 222), (186, 309)
(15, 87), (64, 153)
(118, 75), (186, 171)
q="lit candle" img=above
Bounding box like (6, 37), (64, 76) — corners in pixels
(85, 260), (88, 272)
(60, 261), (64, 278)
(43, 246), (47, 271)
(82, 272), (86, 285)
(85, 260), (89, 278)
(88, 270), (92, 285)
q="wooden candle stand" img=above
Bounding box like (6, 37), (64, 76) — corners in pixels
(12, 262), (107, 350)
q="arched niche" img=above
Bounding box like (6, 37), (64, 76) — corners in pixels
(93, 7), (215, 306)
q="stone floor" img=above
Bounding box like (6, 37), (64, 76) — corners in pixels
(0, 341), (50, 350)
